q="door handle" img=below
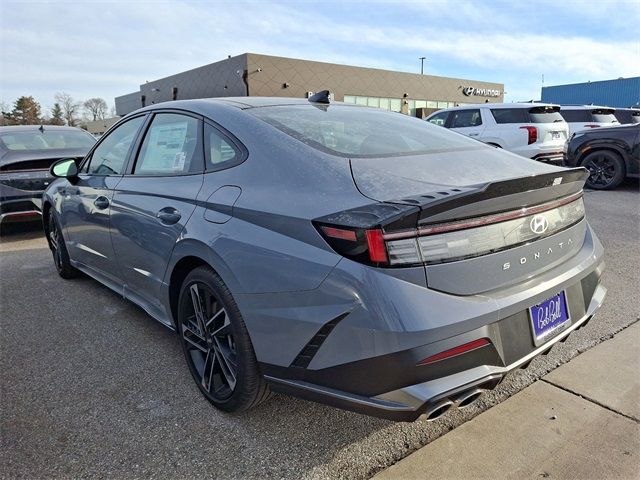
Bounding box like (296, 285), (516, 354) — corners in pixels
(156, 207), (181, 225)
(468, 133), (479, 136)
(94, 196), (109, 209)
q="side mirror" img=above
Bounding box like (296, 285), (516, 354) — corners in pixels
(50, 158), (78, 178)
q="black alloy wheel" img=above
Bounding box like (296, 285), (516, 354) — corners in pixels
(582, 150), (625, 190)
(177, 266), (270, 412)
(48, 212), (77, 279)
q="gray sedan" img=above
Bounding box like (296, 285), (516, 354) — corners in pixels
(43, 95), (606, 421)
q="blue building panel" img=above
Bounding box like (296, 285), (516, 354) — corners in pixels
(541, 77), (640, 108)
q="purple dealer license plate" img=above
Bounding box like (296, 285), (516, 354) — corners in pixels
(529, 292), (571, 346)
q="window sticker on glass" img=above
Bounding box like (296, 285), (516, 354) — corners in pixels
(136, 114), (199, 175)
(146, 122), (188, 170)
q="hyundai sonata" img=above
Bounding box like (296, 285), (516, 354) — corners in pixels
(43, 94), (605, 421)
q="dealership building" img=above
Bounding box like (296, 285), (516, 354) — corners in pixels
(115, 53), (503, 117)
(541, 77), (640, 108)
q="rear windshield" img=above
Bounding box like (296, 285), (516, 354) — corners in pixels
(491, 106), (564, 124)
(0, 130), (95, 151)
(591, 109), (618, 123)
(249, 105), (485, 157)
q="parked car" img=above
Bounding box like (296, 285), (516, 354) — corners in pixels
(0, 125), (95, 224)
(558, 105), (619, 135)
(43, 96), (605, 421)
(613, 107), (640, 125)
(426, 103), (569, 164)
(564, 123), (639, 189)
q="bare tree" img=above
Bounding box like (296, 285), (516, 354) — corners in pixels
(83, 97), (108, 121)
(55, 92), (80, 126)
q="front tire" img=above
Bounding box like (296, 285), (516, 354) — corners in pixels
(47, 212), (78, 279)
(582, 150), (625, 190)
(177, 266), (270, 412)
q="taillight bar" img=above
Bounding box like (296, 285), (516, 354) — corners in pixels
(384, 191), (583, 241)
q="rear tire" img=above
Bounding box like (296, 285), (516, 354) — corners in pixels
(47, 212), (78, 279)
(581, 150), (625, 190)
(177, 266), (270, 413)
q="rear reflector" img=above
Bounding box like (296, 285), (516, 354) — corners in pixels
(321, 226), (358, 241)
(418, 338), (490, 366)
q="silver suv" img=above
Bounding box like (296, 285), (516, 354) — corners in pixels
(559, 105), (620, 135)
(426, 103), (569, 164)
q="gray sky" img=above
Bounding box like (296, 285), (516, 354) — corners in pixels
(1, 0), (638, 116)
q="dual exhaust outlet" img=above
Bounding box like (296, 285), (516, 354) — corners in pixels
(423, 387), (486, 422)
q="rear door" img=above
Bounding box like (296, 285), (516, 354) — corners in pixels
(110, 112), (205, 312)
(446, 109), (485, 139)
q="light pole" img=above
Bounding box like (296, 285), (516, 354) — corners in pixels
(419, 57), (426, 75)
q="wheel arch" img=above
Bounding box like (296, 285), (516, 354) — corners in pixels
(164, 238), (242, 327)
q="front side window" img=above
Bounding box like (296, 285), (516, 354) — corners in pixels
(450, 109), (482, 128)
(427, 111), (449, 127)
(134, 114), (201, 175)
(250, 105), (485, 158)
(85, 116), (145, 175)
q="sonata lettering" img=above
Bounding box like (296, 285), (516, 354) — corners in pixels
(502, 238), (574, 271)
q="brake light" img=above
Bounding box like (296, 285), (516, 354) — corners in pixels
(584, 124), (600, 128)
(417, 338), (490, 366)
(519, 126), (537, 144)
(365, 229), (388, 263)
(317, 225), (389, 265)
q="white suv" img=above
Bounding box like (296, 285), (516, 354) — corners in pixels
(426, 103), (569, 164)
(558, 105), (620, 135)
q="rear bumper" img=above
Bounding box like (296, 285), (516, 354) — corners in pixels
(252, 222), (605, 421)
(0, 170), (51, 222)
(265, 280), (605, 421)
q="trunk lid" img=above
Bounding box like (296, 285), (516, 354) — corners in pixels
(349, 150), (589, 294)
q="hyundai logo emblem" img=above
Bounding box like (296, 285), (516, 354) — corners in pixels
(462, 86), (475, 96)
(530, 215), (549, 235)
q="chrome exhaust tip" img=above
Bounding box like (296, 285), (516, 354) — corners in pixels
(424, 399), (454, 421)
(454, 388), (485, 409)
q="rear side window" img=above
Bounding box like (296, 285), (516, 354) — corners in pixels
(615, 110), (640, 124)
(491, 108), (528, 124)
(85, 116), (145, 175)
(449, 109), (482, 128)
(204, 123), (241, 170)
(134, 114), (202, 175)
(427, 111), (449, 126)
(560, 109), (591, 122)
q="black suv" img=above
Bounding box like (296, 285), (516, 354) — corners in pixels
(564, 124), (639, 189)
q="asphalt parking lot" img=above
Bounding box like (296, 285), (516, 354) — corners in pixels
(1, 180), (639, 480)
